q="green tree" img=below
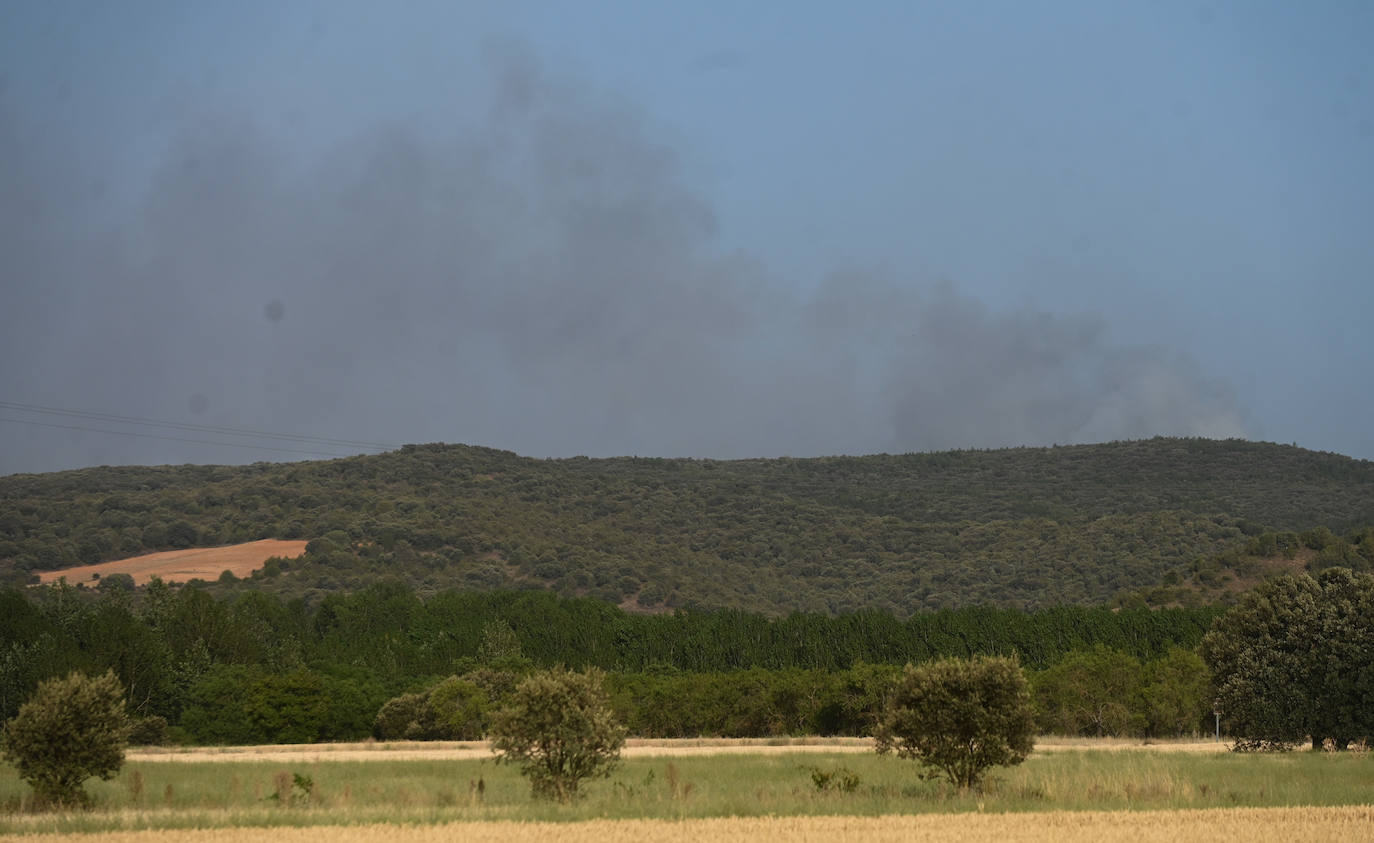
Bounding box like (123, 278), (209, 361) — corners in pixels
(179, 666), (378, 745)
(428, 676), (489, 739)
(489, 667), (626, 801)
(1201, 568), (1374, 750)
(1, 670), (131, 807)
(1032, 646), (1145, 737)
(373, 690), (431, 741)
(477, 619), (523, 666)
(373, 676), (491, 741)
(874, 655), (1035, 790)
(1141, 648), (1210, 738)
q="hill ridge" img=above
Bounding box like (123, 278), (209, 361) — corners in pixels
(3, 436), (1372, 614)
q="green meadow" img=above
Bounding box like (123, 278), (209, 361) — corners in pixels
(1, 746), (1371, 835)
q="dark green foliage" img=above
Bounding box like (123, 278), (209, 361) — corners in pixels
(477, 619), (527, 669)
(490, 667), (626, 801)
(1201, 568), (1374, 750)
(606, 668), (847, 737)
(95, 573), (135, 593)
(1032, 646), (1146, 737)
(428, 676), (491, 739)
(875, 656), (1035, 789)
(127, 715), (169, 746)
(1, 670), (131, 807)
(178, 665), (381, 744)
(0, 580), (1224, 745)
(4, 439), (1373, 614)
(1031, 646), (1212, 738)
(1140, 648), (1212, 738)
(373, 691), (431, 741)
(373, 675), (494, 741)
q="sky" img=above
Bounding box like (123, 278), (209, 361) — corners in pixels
(2, 0), (1372, 474)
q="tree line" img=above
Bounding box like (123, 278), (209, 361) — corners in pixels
(1, 580), (1221, 744)
(7, 566), (1368, 812)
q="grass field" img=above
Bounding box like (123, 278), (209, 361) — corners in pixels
(1, 742), (1371, 837)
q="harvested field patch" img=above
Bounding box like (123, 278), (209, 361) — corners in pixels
(4, 806), (1370, 842)
(35, 540), (308, 586)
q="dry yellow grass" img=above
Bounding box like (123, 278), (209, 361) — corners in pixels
(128, 737), (877, 764)
(35, 540), (308, 587)
(4, 806), (1369, 842)
(1033, 737), (1228, 753)
(127, 736), (1225, 764)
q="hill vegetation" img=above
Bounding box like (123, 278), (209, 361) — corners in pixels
(3, 437), (1373, 614)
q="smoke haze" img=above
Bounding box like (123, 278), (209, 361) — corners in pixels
(11, 0), (1374, 472)
(0, 44), (1251, 474)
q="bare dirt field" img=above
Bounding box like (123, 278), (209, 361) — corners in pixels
(36, 540), (308, 587)
(7, 806), (1369, 843)
(128, 736), (1227, 765)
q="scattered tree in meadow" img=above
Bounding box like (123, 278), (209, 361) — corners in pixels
(1, 670), (131, 807)
(1201, 568), (1374, 750)
(490, 667), (626, 801)
(875, 655), (1034, 790)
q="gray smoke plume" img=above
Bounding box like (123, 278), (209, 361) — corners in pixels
(0, 46), (1247, 474)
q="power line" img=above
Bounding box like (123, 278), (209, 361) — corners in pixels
(0, 416), (357, 459)
(0, 400), (395, 451)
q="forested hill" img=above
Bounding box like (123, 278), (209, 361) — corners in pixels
(3, 437), (1373, 614)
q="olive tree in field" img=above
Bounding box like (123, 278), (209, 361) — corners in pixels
(875, 655), (1035, 790)
(1, 670), (131, 807)
(489, 667), (626, 801)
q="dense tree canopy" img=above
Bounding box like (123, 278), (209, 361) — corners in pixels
(1201, 568), (1374, 749)
(0, 581), (1221, 746)
(3, 438), (1372, 613)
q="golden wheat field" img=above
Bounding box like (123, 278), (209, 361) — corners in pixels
(3, 806), (1369, 843)
(34, 540), (308, 587)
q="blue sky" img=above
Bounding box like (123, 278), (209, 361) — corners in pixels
(2, 1), (1371, 472)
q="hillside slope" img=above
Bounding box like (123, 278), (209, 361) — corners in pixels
(2, 437), (1372, 614)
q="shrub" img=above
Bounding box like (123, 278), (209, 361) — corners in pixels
(1, 670), (131, 807)
(489, 667), (626, 801)
(127, 715), (169, 746)
(427, 676), (489, 739)
(373, 677), (490, 741)
(373, 691), (431, 741)
(805, 764), (861, 792)
(875, 655), (1034, 790)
